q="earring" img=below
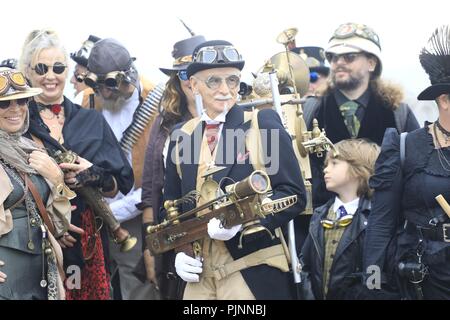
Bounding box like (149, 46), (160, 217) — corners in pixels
(194, 93), (204, 117)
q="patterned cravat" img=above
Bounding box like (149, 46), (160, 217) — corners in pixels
(339, 101), (360, 138)
(205, 123), (221, 154)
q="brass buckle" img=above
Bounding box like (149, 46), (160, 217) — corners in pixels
(443, 223), (450, 243)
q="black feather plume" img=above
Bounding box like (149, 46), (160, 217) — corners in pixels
(419, 25), (450, 84)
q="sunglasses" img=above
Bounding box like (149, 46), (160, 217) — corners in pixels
(310, 71), (319, 83)
(194, 74), (240, 90)
(177, 70), (189, 81)
(194, 45), (242, 64)
(325, 52), (364, 64)
(32, 62), (67, 76)
(0, 98), (29, 109)
(320, 214), (354, 229)
(73, 71), (86, 83)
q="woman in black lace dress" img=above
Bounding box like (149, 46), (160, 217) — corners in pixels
(363, 26), (450, 299)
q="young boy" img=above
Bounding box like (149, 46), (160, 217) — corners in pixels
(300, 139), (381, 299)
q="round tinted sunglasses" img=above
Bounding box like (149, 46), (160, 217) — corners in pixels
(194, 45), (242, 64)
(0, 98), (29, 109)
(32, 62), (67, 76)
(177, 70), (189, 81)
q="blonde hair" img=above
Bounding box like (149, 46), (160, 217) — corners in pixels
(325, 139), (380, 197)
(19, 29), (68, 79)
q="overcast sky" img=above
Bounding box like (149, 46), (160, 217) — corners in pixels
(4, 0), (449, 123)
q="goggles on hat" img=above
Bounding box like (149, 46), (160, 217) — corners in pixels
(32, 62), (67, 76)
(320, 214), (354, 229)
(84, 70), (132, 90)
(330, 23), (380, 49)
(0, 71), (28, 96)
(71, 40), (95, 63)
(193, 45), (242, 64)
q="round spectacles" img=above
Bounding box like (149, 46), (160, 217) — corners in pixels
(320, 214), (354, 229)
(194, 74), (240, 90)
(32, 62), (67, 76)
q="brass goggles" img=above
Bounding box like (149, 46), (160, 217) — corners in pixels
(0, 70), (28, 96)
(330, 23), (381, 49)
(193, 45), (242, 64)
(84, 70), (131, 90)
(320, 214), (354, 229)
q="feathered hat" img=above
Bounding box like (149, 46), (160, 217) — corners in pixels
(418, 25), (450, 100)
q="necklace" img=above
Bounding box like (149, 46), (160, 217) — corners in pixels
(436, 119), (450, 143)
(433, 122), (450, 172)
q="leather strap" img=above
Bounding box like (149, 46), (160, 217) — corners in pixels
(24, 174), (56, 236)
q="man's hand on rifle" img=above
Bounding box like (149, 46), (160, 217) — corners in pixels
(207, 217), (242, 241)
(175, 252), (203, 282)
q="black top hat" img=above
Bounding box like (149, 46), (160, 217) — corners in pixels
(159, 35), (206, 76)
(291, 46), (329, 76)
(70, 35), (101, 67)
(418, 26), (450, 100)
(186, 40), (245, 78)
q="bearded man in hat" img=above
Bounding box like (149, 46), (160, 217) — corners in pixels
(161, 40), (306, 299)
(363, 25), (450, 300)
(303, 22), (420, 209)
(86, 38), (159, 300)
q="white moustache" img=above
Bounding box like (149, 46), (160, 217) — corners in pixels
(214, 95), (233, 101)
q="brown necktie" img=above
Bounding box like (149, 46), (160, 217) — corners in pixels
(205, 123), (221, 154)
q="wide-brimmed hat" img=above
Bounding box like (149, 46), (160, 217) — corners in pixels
(70, 35), (101, 68)
(291, 46), (329, 76)
(417, 26), (450, 100)
(186, 40), (245, 78)
(326, 22), (382, 77)
(159, 35), (206, 76)
(0, 67), (42, 101)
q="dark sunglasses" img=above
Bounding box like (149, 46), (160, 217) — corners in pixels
(177, 70), (189, 81)
(310, 71), (319, 83)
(0, 98), (29, 109)
(74, 71), (86, 83)
(325, 52), (363, 64)
(32, 62), (67, 76)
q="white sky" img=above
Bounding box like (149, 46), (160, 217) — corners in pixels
(3, 0), (449, 123)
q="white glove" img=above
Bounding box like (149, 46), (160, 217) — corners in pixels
(207, 217), (242, 241)
(175, 252), (203, 283)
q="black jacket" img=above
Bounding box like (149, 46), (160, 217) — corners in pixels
(162, 105), (306, 299)
(300, 197), (370, 299)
